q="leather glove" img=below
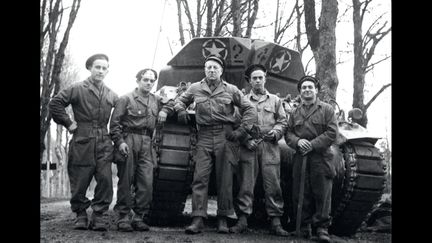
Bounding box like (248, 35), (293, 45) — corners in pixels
(177, 110), (190, 124)
(226, 127), (247, 142)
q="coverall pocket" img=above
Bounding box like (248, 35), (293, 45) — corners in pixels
(69, 136), (95, 166)
(311, 116), (326, 134)
(127, 107), (147, 117)
(215, 97), (232, 115)
(195, 96), (209, 115)
(224, 140), (240, 167)
(262, 143), (280, 165)
(263, 106), (276, 122)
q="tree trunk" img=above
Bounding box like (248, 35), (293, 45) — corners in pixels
(182, 0), (196, 37)
(274, 0), (280, 43)
(295, 0), (303, 55)
(352, 0), (365, 116)
(205, 0), (213, 36)
(245, 0), (258, 38)
(231, 0), (242, 36)
(196, 0), (202, 37)
(176, 0), (185, 45)
(304, 0), (339, 103)
(214, 0), (226, 36)
(64, 131), (71, 197)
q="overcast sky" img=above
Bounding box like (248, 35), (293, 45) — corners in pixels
(66, 0), (391, 147)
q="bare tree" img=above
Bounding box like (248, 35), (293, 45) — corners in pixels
(273, 0), (296, 44)
(175, 0), (259, 43)
(244, 0), (259, 37)
(176, 0), (186, 45)
(352, 0), (391, 127)
(40, 0), (81, 163)
(304, 0), (339, 103)
(214, 0), (228, 36)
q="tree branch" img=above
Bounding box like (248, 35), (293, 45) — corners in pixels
(365, 55), (390, 73)
(360, 0), (372, 22)
(363, 24), (391, 69)
(304, 55), (314, 74)
(364, 83), (391, 110)
(182, 0), (196, 37)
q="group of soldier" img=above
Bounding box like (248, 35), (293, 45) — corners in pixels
(49, 53), (338, 243)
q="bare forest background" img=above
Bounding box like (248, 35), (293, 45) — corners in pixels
(40, 0), (391, 199)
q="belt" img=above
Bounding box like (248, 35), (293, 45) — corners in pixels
(77, 121), (107, 128)
(198, 123), (232, 130)
(123, 127), (153, 137)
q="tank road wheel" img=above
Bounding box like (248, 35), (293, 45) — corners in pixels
(149, 121), (196, 226)
(330, 141), (387, 236)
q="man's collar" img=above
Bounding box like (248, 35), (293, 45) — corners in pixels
(249, 89), (269, 101)
(132, 88), (153, 98)
(301, 97), (321, 107)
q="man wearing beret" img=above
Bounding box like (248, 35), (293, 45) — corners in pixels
(168, 55), (256, 234)
(230, 64), (289, 236)
(49, 54), (118, 231)
(284, 76), (338, 242)
(109, 68), (171, 232)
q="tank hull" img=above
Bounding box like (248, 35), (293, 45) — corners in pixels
(149, 121), (386, 236)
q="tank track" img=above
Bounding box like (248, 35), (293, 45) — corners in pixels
(148, 121), (196, 225)
(329, 140), (387, 236)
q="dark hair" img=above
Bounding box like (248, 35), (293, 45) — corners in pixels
(136, 68), (158, 81)
(85, 53), (109, 70)
(297, 75), (320, 91)
(244, 64), (267, 82)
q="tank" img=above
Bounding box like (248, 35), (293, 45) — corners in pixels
(149, 37), (387, 236)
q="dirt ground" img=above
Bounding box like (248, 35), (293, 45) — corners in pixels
(41, 197), (391, 243)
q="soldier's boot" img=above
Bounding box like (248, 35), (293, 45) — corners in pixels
(73, 210), (88, 230)
(229, 213), (248, 233)
(131, 214), (150, 232)
(269, 216), (289, 237)
(300, 224), (312, 239)
(89, 212), (109, 231)
(185, 216), (204, 234)
(217, 216), (229, 234)
(317, 227), (331, 243)
(116, 214), (133, 232)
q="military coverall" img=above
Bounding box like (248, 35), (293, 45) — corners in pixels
(110, 89), (170, 219)
(284, 98), (338, 229)
(49, 78), (118, 215)
(236, 90), (287, 217)
(173, 78), (256, 218)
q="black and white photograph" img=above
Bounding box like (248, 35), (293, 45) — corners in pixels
(40, 0), (391, 242)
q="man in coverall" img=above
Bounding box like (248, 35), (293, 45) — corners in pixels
(165, 55), (256, 234)
(284, 76), (338, 243)
(230, 64), (289, 236)
(109, 68), (170, 232)
(49, 54), (118, 231)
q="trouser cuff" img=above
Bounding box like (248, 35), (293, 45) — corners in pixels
(191, 210), (208, 218)
(217, 209), (235, 216)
